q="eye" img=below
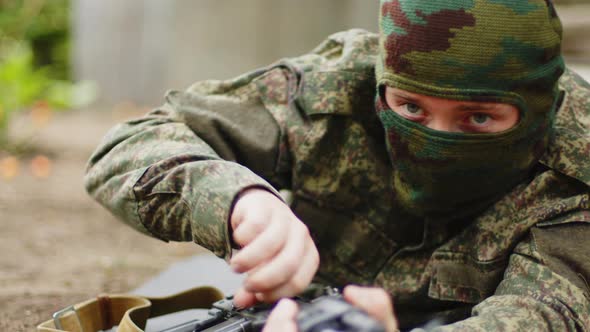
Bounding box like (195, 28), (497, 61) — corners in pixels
(469, 113), (491, 125)
(402, 103), (424, 116)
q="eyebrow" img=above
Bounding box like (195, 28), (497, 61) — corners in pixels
(392, 91), (419, 102)
(455, 104), (497, 112)
(392, 92), (499, 112)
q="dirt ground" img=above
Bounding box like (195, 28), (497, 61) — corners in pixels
(0, 109), (204, 331)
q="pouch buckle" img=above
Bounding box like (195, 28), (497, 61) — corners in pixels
(53, 305), (84, 331)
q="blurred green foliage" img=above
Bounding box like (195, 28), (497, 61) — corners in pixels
(0, 0), (88, 137)
(0, 0), (71, 78)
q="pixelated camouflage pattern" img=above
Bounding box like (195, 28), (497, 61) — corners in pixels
(375, 0), (566, 223)
(541, 71), (590, 184)
(85, 72), (286, 260)
(377, 0), (564, 114)
(85, 30), (590, 330)
(412, 230), (590, 331)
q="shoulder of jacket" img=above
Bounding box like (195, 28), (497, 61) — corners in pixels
(284, 30), (379, 117)
(287, 29), (379, 75)
(540, 68), (590, 186)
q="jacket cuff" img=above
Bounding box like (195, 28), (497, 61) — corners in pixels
(191, 162), (281, 261)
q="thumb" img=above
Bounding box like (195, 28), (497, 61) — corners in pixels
(343, 285), (399, 332)
(263, 299), (299, 332)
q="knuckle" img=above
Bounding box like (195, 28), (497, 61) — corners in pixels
(247, 217), (268, 234)
(290, 277), (307, 294)
(270, 271), (290, 287)
(372, 289), (392, 309)
(301, 224), (312, 239)
(250, 271), (286, 292)
(293, 221), (310, 240)
(247, 278), (267, 292)
(296, 218), (310, 233)
(283, 259), (299, 275)
(374, 287), (390, 298)
(232, 233), (246, 247)
(310, 248), (320, 268)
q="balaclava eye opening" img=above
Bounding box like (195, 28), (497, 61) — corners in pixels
(375, 0), (565, 222)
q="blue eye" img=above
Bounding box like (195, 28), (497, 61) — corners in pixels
(470, 113), (490, 125)
(404, 103), (423, 115)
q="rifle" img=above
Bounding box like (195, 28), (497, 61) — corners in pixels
(160, 287), (385, 332)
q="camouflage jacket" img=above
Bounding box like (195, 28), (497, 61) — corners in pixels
(85, 30), (590, 331)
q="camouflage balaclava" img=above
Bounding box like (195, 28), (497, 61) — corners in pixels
(375, 0), (565, 221)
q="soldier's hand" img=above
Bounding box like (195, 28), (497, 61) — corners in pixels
(343, 285), (399, 332)
(262, 299), (299, 332)
(229, 188), (319, 308)
(262, 286), (398, 332)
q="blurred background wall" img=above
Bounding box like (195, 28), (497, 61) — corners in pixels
(72, 0), (590, 105)
(73, 0), (380, 105)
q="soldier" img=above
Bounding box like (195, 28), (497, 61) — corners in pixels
(86, 0), (590, 330)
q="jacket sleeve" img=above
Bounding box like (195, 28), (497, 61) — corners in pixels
(84, 66), (302, 260)
(424, 222), (590, 331)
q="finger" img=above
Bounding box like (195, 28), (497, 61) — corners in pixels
(244, 224), (307, 293)
(230, 218), (286, 273)
(253, 239), (319, 302)
(262, 299), (299, 332)
(232, 286), (258, 309)
(344, 286), (398, 332)
(232, 214), (270, 247)
(231, 189), (281, 231)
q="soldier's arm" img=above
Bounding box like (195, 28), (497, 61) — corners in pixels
(423, 223), (590, 331)
(84, 67), (301, 260)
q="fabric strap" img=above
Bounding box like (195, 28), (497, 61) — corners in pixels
(37, 286), (224, 332)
